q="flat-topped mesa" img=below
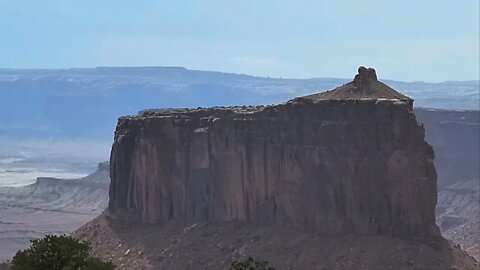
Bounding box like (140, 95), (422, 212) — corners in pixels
(298, 66), (414, 109)
(108, 68), (439, 237)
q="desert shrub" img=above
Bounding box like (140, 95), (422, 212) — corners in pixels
(231, 256), (276, 270)
(11, 234), (114, 270)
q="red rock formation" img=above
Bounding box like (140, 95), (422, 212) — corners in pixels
(108, 67), (439, 237)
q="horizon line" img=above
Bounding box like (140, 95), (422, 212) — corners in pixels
(0, 65), (478, 84)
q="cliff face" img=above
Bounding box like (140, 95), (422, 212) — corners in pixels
(414, 109), (479, 189)
(108, 67), (439, 237)
(413, 109), (480, 259)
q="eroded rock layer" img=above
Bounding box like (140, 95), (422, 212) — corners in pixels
(109, 93), (439, 236)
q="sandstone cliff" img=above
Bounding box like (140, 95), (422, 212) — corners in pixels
(414, 108), (480, 260)
(108, 67), (439, 237)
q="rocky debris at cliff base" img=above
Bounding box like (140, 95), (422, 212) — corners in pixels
(74, 214), (480, 270)
(437, 179), (480, 260)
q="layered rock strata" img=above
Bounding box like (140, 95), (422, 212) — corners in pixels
(108, 67), (439, 237)
(415, 109), (479, 189)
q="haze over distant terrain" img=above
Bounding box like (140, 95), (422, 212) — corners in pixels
(0, 67), (478, 265)
(1, 67), (478, 141)
(0, 140), (109, 187)
(0, 67), (477, 189)
(0, 1), (478, 268)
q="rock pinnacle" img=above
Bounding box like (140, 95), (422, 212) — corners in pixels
(353, 66), (378, 87)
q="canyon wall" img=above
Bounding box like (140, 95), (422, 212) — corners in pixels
(108, 95), (439, 237)
(415, 109), (479, 189)
(414, 109), (480, 259)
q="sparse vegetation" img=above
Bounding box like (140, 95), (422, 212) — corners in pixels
(231, 257), (276, 270)
(11, 234), (114, 270)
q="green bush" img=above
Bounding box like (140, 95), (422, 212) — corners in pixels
(11, 234), (114, 270)
(231, 257), (276, 270)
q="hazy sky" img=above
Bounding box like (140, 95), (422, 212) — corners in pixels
(0, 1), (478, 81)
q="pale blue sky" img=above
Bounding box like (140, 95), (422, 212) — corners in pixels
(0, 0), (478, 81)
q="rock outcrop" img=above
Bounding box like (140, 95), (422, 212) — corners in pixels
(302, 66), (413, 106)
(415, 108), (480, 260)
(108, 67), (439, 237)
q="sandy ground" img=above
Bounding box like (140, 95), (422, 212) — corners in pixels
(0, 163), (109, 262)
(0, 206), (99, 261)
